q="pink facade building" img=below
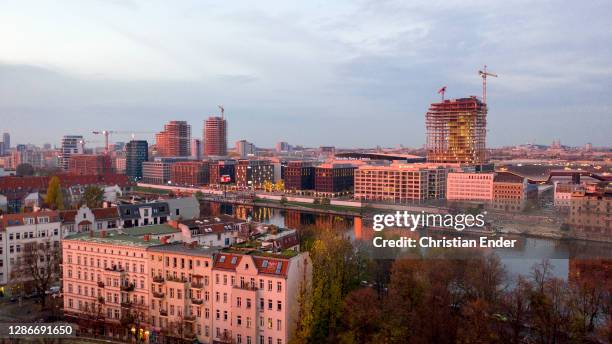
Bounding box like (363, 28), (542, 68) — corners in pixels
(62, 231), (156, 341)
(62, 231), (311, 344)
(446, 172), (495, 201)
(211, 251), (310, 344)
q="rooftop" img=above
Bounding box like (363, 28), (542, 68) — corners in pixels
(64, 230), (161, 247)
(122, 224), (180, 236)
(147, 242), (219, 256)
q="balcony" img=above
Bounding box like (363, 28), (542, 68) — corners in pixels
(191, 298), (203, 305)
(153, 276), (165, 283)
(120, 283), (135, 292)
(233, 283), (258, 291)
(120, 301), (132, 308)
(97, 281), (105, 288)
(152, 291), (165, 299)
(190, 282), (204, 289)
(104, 265), (125, 273)
(166, 276), (188, 283)
(159, 309), (168, 317)
(184, 314), (196, 322)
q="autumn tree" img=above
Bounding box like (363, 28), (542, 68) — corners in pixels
(44, 176), (64, 210)
(16, 163), (34, 176)
(10, 239), (61, 308)
(82, 185), (104, 208)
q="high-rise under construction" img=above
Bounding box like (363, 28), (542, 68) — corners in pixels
(426, 96), (487, 165)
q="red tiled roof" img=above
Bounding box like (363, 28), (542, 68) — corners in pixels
(212, 252), (289, 277)
(92, 207), (119, 219)
(60, 210), (77, 223)
(213, 253), (243, 271)
(253, 256), (289, 277)
(1, 211), (60, 229)
(0, 174), (131, 193)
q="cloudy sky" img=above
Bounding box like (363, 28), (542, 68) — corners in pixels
(1, 0), (611, 148)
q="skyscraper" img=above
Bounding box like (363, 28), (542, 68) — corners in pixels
(191, 138), (203, 160)
(126, 140), (149, 180)
(235, 139), (255, 158)
(60, 135), (84, 170)
(2, 133), (10, 150)
(426, 97), (487, 164)
(204, 116), (227, 156)
(155, 120), (191, 157)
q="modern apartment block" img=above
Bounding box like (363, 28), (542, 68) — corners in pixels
(354, 163), (453, 202)
(68, 154), (113, 175)
(236, 160), (275, 190)
(284, 161), (315, 192)
(0, 211), (62, 293)
(171, 161), (210, 186)
(142, 162), (171, 185)
(236, 140), (255, 158)
(209, 160), (236, 186)
(156, 121), (191, 157)
(314, 163), (356, 196)
(204, 116), (227, 157)
(60, 135), (84, 170)
(446, 172), (495, 201)
(126, 140), (149, 181)
(426, 97), (487, 164)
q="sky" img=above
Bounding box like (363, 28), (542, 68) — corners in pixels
(0, 0), (611, 148)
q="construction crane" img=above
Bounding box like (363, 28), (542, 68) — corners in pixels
(218, 105), (225, 119)
(478, 65), (498, 105)
(92, 130), (156, 154)
(437, 86), (447, 101)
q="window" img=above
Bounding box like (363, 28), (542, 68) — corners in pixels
(277, 282), (282, 292)
(277, 301), (282, 311)
(237, 315), (242, 326)
(268, 280), (272, 291)
(268, 299), (272, 310)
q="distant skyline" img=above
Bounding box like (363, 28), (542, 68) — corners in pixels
(1, 0), (611, 148)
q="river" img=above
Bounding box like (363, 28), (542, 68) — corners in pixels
(200, 201), (612, 282)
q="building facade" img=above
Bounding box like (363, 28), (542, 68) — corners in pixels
(236, 140), (255, 158)
(284, 161), (315, 192)
(60, 135), (84, 171)
(170, 161), (210, 186)
(156, 121), (191, 157)
(0, 211), (62, 292)
(68, 154), (113, 175)
(446, 172), (495, 201)
(209, 160), (236, 186)
(236, 160), (275, 190)
(568, 183), (612, 242)
(142, 162), (171, 185)
(126, 140), (149, 181)
(204, 117), (227, 157)
(354, 163), (452, 202)
(314, 164), (356, 196)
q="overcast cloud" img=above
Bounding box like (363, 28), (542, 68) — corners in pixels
(0, 0), (610, 148)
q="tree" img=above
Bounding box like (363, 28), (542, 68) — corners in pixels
(82, 185), (104, 208)
(10, 239), (61, 308)
(194, 191), (204, 200)
(44, 176), (64, 210)
(280, 195), (288, 205)
(275, 180), (285, 192)
(16, 163), (34, 176)
(263, 180), (274, 192)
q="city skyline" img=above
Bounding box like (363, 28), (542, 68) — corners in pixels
(1, 1), (611, 147)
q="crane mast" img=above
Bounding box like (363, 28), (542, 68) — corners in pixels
(478, 65), (498, 105)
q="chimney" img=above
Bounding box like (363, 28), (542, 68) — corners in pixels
(160, 236), (168, 244)
(143, 234), (150, 242)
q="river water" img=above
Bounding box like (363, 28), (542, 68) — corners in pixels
(200, 201), (612, 282)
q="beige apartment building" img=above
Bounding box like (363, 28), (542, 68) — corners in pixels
(354, 163), (455, 202)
